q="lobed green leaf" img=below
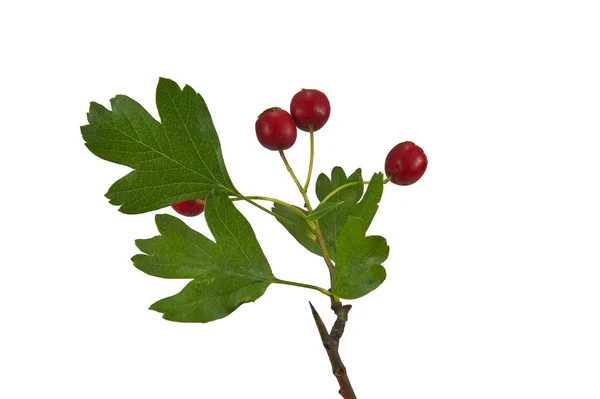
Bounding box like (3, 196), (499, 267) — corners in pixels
(349, 172), (384, 231)
(133, 214), (224, 279)
(81, 78), (236, 214)
(332, 217), (388, 299)
(316, 169), (385, 260)
(316, 167), (364, 203)
(271, 168), (385, 261)
(133, 191), (274, 322)
(150, 273), (272, 322)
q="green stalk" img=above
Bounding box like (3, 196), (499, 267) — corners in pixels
(279, 150), (314, 212)
(303, 126), (315, 192)
(225, 190), (292, 223)
(273, 278), (334, 298)
(236, 196), (308, 220)
(318, 176), (392, 207)
(319, 181), (370, 206)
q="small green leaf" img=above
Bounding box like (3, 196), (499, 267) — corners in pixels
(271, 168), (385, 260)
(313, 167), (364, 259)
(307, 201), (344, 221)
(316, 169), (385, 260)
(134, 191), (274, 322)
(81, 78), (236, 214)
(271, 203), (321, 256)
(333, 217), (388, 299)
(316, 167), (364, 203)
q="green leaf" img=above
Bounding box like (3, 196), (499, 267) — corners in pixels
(133, 191), (274, 322)
(316, 168), (384, 260)
(332, 217), (388, 299)
(307, 201), (344, 221)
(149, 273), (271, 323)
(270, 168), (385, 260)
(315, 168), (364, 260)
(316, 167), (364, 203)
(81, 78), (236, 214)
(133, 215), (224, 279)
(271, 203), (321, 256)
(349, 172), (384, 231)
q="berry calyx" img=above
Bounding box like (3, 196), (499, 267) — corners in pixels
(172, 199), (205, 216)
(384, 141), (428, 185)
(255, 107), (297, 150)
(290, 89), (331, 132)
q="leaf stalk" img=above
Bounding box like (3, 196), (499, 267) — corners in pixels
(273, 279), (333, 297)
(237, 196), (308, 219)
(318, 177), (390, 208)
(229, 191), (288, 222)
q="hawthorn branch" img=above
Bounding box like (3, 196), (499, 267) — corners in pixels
(309, 302), (357, 399)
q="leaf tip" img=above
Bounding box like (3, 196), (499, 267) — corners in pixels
(130, 254), (148, 272)
(105, 195), (128, 214)
(132, 239), (147, 253)
(316, 172), (329, 181)
(115, 203), (136, 215)
(87, 101), (103, 112)
(149, 299), (163, 313)
(109, 94), (125, 108)
(154, 212), (169, 223)
(154, 213), (179, 233)
(157, 77), (180, 92)
(331, 165), (346, 177)
(379, 265), (387, 281)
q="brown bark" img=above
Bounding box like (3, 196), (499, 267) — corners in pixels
(309, 302), (357, 399)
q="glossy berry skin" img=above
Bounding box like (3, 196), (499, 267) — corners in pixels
(255, 107), (297, 150)
(384, 141), (428, 185)
(172, 199), (205, 217)
(290, 89), (331, 132)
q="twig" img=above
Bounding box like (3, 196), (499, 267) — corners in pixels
(309, 302), (357, 399)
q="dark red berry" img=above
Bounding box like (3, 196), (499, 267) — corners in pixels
(384, 141), (428, 185)
(290, 89), (330, 132)
(255, 107), (297, 150)
(172, 199), (205, 217)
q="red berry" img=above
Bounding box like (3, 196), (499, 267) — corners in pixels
(384, 141), (428, 185)
(255, 107), (297, 150)
(290, 89), (330, 132)
(172, 199), (205, 217)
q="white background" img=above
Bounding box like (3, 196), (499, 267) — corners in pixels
(1, 1), (599, 398)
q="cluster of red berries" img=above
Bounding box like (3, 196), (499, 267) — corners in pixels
(255, 89), (331, 150)
(171, 88), (427, 217)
